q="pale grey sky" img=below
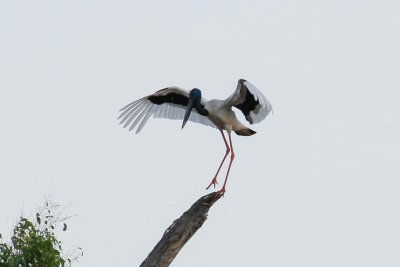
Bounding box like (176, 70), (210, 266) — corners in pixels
(1, 1), (400, 266)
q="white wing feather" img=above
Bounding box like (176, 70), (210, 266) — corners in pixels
(226, 79), (273, 124)
(118, 87), (216, 133)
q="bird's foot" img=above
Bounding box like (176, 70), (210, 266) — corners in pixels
(206, 177), (219, 190)
(217, 186), (226, 197)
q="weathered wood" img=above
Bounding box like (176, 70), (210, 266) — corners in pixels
(140, 191), (223, 267)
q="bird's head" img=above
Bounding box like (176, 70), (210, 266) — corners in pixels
(182, 88), (202, 129)
(189, 88), (202, 101)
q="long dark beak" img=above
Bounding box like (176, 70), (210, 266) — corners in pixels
(182, 99), (195, 129)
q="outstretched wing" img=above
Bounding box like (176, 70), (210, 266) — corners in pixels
(118, 86), (216, 133)
(225, 79), (273, 124)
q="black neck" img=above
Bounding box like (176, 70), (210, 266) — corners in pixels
(195, 104), (209, 116)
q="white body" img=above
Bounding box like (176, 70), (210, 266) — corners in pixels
(205, 99), (247, 132)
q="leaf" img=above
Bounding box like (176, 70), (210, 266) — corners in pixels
(63, 223), (67, 231)
(36, 213), (41, 225)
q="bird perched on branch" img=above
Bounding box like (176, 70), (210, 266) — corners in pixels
(118, 79), (272, 194)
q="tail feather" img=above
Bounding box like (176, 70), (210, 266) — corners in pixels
(234, 128), (256, 136)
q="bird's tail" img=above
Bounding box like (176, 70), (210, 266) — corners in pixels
(234, 128), (257, 136)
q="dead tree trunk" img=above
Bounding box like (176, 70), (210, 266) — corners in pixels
(139, 191), (223, 267)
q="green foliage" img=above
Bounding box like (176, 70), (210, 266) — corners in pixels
(0, 201), (82, 267)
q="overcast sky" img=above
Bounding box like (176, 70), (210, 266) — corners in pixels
(1, 1), (400, 266)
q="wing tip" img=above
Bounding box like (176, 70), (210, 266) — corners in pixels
(238, 78), (247, 84)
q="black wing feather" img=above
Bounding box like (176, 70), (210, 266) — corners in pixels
(233, 81), (259, 118)
(148, 90), (189, 106)
(226, 79), (272, 124)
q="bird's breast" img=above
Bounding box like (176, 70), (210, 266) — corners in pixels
(205, 100), (241, 131)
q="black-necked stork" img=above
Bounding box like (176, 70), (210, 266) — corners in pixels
(118, 79), (272, 194)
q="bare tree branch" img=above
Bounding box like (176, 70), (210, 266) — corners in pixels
(140, 191), (223, 267)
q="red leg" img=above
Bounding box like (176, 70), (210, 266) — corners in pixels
(206, 130), (230, 190)
(219, 131), (235, 195)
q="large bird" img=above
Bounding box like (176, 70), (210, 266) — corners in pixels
(118, 79), (272, 194)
